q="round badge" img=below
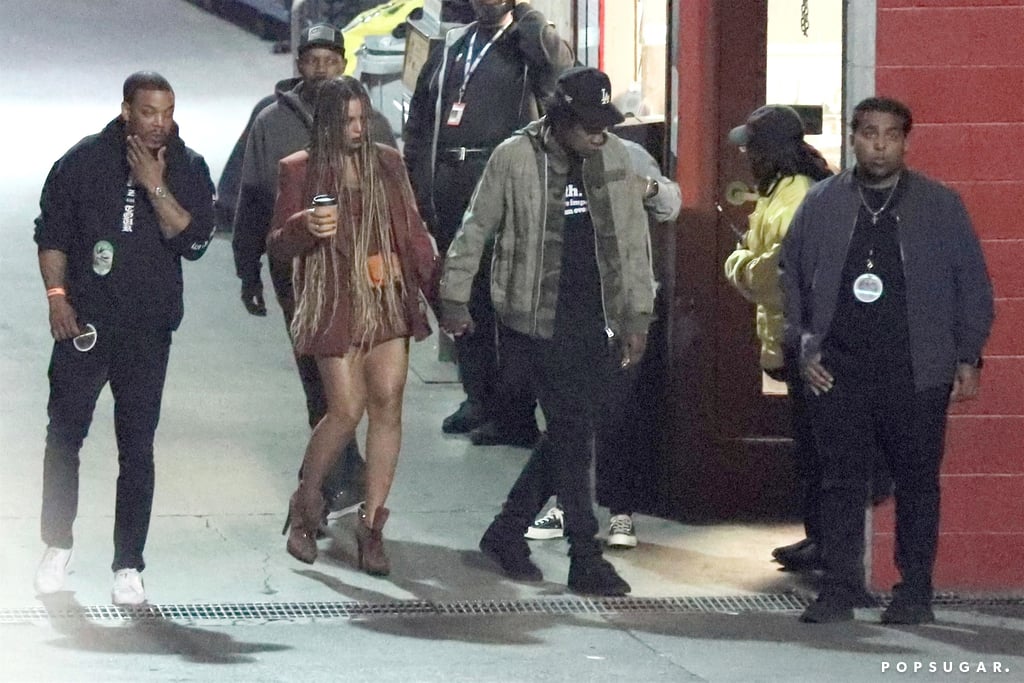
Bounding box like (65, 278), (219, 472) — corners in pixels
(92, 240), (114, 276)
(853, 272), (884, 303)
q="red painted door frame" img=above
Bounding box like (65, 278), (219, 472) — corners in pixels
(654, 0), (800, 522)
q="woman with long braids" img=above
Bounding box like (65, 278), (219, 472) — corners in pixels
(724, 105), (832, 573)
(267, 77), (437, 574)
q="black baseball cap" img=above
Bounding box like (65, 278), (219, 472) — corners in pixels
(298, 24), (345, 58)
(555, 66), (625, 130)
(728, 105), (804, 147)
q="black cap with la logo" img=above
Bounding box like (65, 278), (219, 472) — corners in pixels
(555, 66), (626, 129)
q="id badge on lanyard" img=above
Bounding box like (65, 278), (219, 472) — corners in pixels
(447, 102), (466, 127)
(853, 248), (883, 303)
(446, 25), (507, 127)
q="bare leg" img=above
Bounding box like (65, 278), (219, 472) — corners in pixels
(301, 354), (367, 498)
(360, 338), (409, 526)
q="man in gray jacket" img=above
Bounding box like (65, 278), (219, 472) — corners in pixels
(405, 0), (573, 445)
(525, 140), (682, 548)
(441, 67), (656, 595)
(781, 97), (994, 624)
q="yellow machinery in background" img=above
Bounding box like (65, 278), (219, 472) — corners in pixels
(342, 0), (423, 75)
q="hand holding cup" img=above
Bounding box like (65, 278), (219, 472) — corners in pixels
(307, 194), (338, 238)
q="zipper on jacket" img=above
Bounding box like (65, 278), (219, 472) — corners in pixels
(530, 154), (549, 336)
(581, 159), (614, 341)
(896, 214), (908, 280)
(427, 28), (466, 223)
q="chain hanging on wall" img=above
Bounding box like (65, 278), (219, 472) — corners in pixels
(800, 0), (810, 37)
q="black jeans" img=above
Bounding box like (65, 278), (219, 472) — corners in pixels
(593, 364), (641, 516)
(812, 378), (949, 603)
(41, 324), (171, 572)
(270, 258), (362, 496)
(782, 354), (822, 543)
(488, 325), (622, 558)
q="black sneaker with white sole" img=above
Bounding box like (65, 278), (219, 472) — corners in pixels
(324, 483), (365, 522)
(525, 506), (564, 540)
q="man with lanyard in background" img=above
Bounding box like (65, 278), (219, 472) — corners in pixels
(404, 0), (573, 447)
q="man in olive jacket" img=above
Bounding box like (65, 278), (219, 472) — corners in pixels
(440, 67), (655, 596)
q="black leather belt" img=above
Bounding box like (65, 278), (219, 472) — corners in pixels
(438, 147), (492, 163)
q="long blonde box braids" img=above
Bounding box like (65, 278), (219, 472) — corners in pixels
(290, 77), (405, 351)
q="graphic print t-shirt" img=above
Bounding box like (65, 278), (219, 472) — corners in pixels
(554, 159), (604, 338)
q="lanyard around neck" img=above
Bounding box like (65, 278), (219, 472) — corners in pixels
(459, 25), (509, 102)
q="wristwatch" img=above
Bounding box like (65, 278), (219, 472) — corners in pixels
(151, 185), (168, 200)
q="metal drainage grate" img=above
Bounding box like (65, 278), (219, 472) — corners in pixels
(2, 593), (1020, 625)
(2, 595), (805, 624)
(932, 593), (1024, 608)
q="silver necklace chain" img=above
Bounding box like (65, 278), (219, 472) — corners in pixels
(858, 174), (901, 225)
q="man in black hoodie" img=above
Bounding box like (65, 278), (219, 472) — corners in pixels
(33, 72), (215, 606)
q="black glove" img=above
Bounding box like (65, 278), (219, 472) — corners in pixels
(241, 281), (267, 317)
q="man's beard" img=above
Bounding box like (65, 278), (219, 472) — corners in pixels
(856, 163), (902, 187)
(476, 1), (513, 27)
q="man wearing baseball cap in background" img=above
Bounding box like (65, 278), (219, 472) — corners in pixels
(440, 66), (656, 596)
(231, 24), (394, 526)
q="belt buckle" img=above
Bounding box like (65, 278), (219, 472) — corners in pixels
(456, 147), (467, 162)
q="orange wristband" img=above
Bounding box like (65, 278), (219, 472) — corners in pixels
(46, 287), (66, 298)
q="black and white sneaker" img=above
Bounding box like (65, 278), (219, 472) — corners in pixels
(324, 485), (365, 522)
(525, 506), (564, 540)
(606, 514), (638, 549)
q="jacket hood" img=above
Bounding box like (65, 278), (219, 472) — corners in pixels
(518, 118), (578, 175)
(273, 76), (302, 98)
(274, 77), (314, 127)
(520, 118), (545, 141)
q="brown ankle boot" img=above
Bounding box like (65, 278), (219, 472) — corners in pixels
(355, 505), (390, 576)
(285, 488), (322, 564)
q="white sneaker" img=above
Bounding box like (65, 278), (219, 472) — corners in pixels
(525, 506), (565, 540)
(34, 547), (73, 594)
(111, 569), (146, 606)
(607, 514), (638, 549)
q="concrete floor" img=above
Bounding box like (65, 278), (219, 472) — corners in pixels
(1, 2), (1023, 681)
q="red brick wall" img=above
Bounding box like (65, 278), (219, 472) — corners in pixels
(870, 0), (1024, 592)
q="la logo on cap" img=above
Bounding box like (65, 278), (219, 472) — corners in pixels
(600, 88), (610, 105)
